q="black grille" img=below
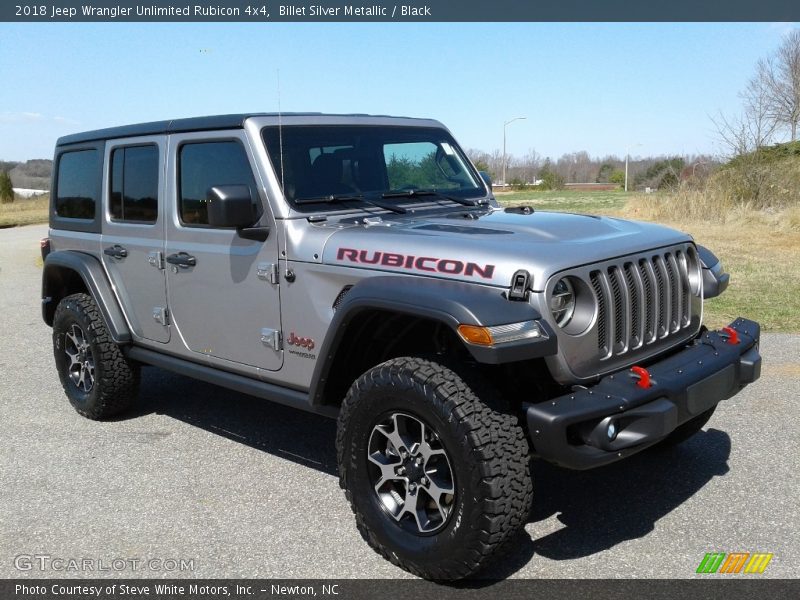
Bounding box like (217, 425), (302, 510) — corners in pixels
(591, 249), (693, 359)
(590, 271), (606, 351)
(638, 260), (655, 340)
(623, 263), (641, 345)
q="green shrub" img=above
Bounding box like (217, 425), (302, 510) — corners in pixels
(0, 172), (14, 204)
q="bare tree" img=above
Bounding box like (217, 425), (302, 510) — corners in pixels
(711, 77), (778, 202)
(753, 30), (800, 141)
(714, 75), (777, 158)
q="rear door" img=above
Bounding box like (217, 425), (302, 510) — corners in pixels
(164, 131), (283, 371)
(101, 136), (170, 343)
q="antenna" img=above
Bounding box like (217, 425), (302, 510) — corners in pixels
(277, 68), (285, 196)
(276, 68), (294, 284)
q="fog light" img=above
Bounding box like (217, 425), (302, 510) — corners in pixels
(607, 422), (618, 441)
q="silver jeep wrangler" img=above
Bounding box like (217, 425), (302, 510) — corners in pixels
(41, 113), (761, 580)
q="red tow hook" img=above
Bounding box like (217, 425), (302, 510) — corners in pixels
(721, 326), (740, 345)
(630, 366), (652, 389)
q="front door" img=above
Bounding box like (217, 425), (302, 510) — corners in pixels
(101, 137), (170, 344)
(164, 132), (283, 371)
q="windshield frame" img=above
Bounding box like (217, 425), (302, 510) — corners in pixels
(260, 124), (489, 214)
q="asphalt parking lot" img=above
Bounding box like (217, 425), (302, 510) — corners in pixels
(1, 223), (797, 580)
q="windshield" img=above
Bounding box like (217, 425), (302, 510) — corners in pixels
(261, 125), (486, 212)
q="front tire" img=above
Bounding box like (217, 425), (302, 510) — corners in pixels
(336, 357), (532, 580)
(53, 293), (140, 419)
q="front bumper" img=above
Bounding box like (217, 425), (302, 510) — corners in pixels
(525, 318), (761, 470)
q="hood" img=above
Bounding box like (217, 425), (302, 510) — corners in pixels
(320, 209), (692, 290)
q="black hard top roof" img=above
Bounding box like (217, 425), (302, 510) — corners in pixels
(55, 113), (427, 146)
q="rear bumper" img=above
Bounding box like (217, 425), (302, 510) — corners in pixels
(525, 318), (761, 470)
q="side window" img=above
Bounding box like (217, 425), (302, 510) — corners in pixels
(178, 140), (258, 226)
(109, 145), (159, 223)
(56, 149), (99, 219)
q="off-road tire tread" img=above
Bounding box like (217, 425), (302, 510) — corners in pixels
(53, 293), (139, 419)
(336, 356), (533, 580)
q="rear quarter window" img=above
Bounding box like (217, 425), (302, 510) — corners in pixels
(55, 149), (100, 220)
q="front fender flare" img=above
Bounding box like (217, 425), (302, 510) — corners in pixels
(308, 276), (557, 405)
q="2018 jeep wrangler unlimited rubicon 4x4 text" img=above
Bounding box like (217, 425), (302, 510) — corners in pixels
(41, 113), (761, 580)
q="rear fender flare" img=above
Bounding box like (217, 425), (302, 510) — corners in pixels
(42, 250), (131, 343)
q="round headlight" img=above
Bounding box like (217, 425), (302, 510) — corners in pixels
(550, 278), (576, 327)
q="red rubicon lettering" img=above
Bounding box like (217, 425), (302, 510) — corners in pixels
(336, 248), (495, 279)
(465, 262), (495, 278)
(358, 250), (381, 264)
(415, 257), (438, 272)
(438, 259), (464, 274)
(337, 248), (358, 261)
(381, 253), (404, 267)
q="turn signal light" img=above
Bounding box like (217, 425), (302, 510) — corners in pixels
(457, 325), (493, 346)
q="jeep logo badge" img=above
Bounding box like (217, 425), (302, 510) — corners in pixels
(287, 332), (315, 350)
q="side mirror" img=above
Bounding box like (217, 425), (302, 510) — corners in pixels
(479, 171), (493, 189)
(207, 185), (255, 228)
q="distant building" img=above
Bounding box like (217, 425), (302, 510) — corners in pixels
(13, 188), (48, 198)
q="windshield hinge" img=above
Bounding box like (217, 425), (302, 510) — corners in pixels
(257, 262), (280, 285)
(261, 328), (282, 351)
(147, 251), (165, 270)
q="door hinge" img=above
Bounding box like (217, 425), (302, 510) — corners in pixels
(153, 307), (169, 326)
(257, 262), (280, 284)
(147, 250), (165, 270)
(260, 328), (282, 351)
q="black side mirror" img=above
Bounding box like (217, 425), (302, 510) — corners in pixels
(207, 185), (269, 241)
(207, 185), (255, 228)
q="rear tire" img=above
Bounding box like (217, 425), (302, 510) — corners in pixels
(53, 293), (140, 419)
(336, 356), (532, 580)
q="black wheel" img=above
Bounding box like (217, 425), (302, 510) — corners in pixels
(53, 293), (140, 419)
(336, 357), (532, 580)
(659, 406), (717, 447)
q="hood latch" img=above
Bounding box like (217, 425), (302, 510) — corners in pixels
(508, 270), (531, 301)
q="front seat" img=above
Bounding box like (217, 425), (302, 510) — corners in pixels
(310, 154), (352, 196)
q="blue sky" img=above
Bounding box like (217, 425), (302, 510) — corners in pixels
(0, 22), (797, 161)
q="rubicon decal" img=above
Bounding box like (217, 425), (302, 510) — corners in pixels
(336, 248), (495, 279)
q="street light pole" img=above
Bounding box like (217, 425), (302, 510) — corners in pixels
(624, 143), (642, 192)
(503, 117), (526, 187)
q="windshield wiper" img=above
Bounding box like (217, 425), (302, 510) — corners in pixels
(381, 189), (487, 207)
(294, 194), (407, 214)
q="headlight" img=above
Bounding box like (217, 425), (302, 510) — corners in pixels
(550, 278), (576, 327)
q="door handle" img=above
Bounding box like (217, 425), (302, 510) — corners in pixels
(103, 245), (128, 259)
(166, 252), (197, 268)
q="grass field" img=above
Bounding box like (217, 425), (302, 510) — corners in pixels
(497, 189), (800, 332)
(494, 189), (628, 214)
(0, 195), (49, 227)
(3, 189), (797, 331)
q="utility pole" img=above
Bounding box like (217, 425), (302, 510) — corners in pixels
(503, 117), (526, 187)
(625, 143), (642, 192)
